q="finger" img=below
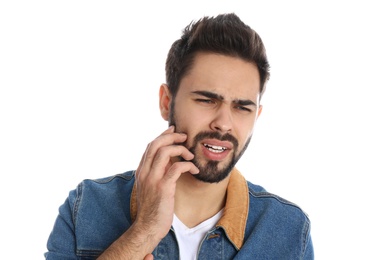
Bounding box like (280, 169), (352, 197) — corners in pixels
(138, 131), (188, 181)
(137, 126), (175, 175)
(163, 161), (200, 184)
(144, 133), (188, 162)
(136, 126), (177, 181)
(162, 125), (175, 135)
(152, 144), (194, 166)
(135, 142), (151, 181)
(147, 145), (195, 181)
(143, 254), (154, 260)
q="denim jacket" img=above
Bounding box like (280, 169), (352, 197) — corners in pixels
(45, 168), (314, 259)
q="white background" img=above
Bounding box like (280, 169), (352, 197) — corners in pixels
(1, 1), (389, 259)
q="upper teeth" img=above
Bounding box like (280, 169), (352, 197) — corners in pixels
(204, 144), (226, 153)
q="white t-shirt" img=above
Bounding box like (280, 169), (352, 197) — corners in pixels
(172, 209), (224, 260)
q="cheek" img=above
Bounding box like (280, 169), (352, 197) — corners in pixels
(235, 119), (256, 147)
(176, 106), (210, 129)
(174, 111), (199, 137)
(174, 111), (210, 147)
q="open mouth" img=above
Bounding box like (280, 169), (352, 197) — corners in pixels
(203, 143), (228, 153)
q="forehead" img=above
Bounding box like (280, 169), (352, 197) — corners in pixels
(179, 52), (261, 102)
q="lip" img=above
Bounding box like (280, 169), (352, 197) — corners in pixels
(201, 139), (234, 150)
(200, 138), (233, 161)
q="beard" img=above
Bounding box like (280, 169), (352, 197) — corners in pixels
(169, 102), (252, 183)
(186, 131), (252, 183)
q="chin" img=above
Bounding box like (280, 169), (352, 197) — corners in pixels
(191, 160), (235, 184)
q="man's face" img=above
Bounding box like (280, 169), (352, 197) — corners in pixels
(168, 52), (262, 183)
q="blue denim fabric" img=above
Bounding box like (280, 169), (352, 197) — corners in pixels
(45, 170), (314, 259)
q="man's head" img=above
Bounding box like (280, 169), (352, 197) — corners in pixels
(159, 13), (270, 183)
(165, 13), (270, 101)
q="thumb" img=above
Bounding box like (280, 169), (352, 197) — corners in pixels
(144, 253), (154, 260)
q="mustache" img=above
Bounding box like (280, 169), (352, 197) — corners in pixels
(191, 131), (238, 148)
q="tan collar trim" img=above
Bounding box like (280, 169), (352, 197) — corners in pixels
(216, 168), (248, 250)
(129, 168), (249, 250)
(130, 183), (137, 222)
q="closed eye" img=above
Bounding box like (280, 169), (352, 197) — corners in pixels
(233, 99), (256, 113)
(195, 98), (215, 104)
(235, 105), (252, 112)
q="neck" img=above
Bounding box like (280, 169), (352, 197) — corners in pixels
(174, 172), (230, 228)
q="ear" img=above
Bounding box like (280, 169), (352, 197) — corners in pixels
(256, 105), (263, 119)
(159, 84), (172, 121)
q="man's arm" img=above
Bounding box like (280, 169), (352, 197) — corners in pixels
(303, 233), (314, 260)
(98, 126), (199, 259)
(96, 222), (158, 259)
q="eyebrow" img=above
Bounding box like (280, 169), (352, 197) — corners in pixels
(192, 90), (224, 100)
(191, 90), (257, 107)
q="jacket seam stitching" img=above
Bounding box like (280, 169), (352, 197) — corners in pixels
(300, 218), (311, 259)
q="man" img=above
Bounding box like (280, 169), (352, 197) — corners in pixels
(45, 13), (314, 259)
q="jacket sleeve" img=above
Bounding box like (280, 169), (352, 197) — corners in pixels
(302, 228), (314, 260)
(44, 189), (78, 260)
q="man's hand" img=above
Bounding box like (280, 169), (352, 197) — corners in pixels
(98, 126), (199, 259)
(135, 125), (199, 241)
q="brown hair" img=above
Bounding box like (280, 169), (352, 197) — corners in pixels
(165, 13), (270, 99)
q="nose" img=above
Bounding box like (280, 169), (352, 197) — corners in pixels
(210, 105), (233, 133)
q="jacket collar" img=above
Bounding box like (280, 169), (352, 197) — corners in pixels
(216, 168), (248, 250)
(130, 167), (249, 250)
